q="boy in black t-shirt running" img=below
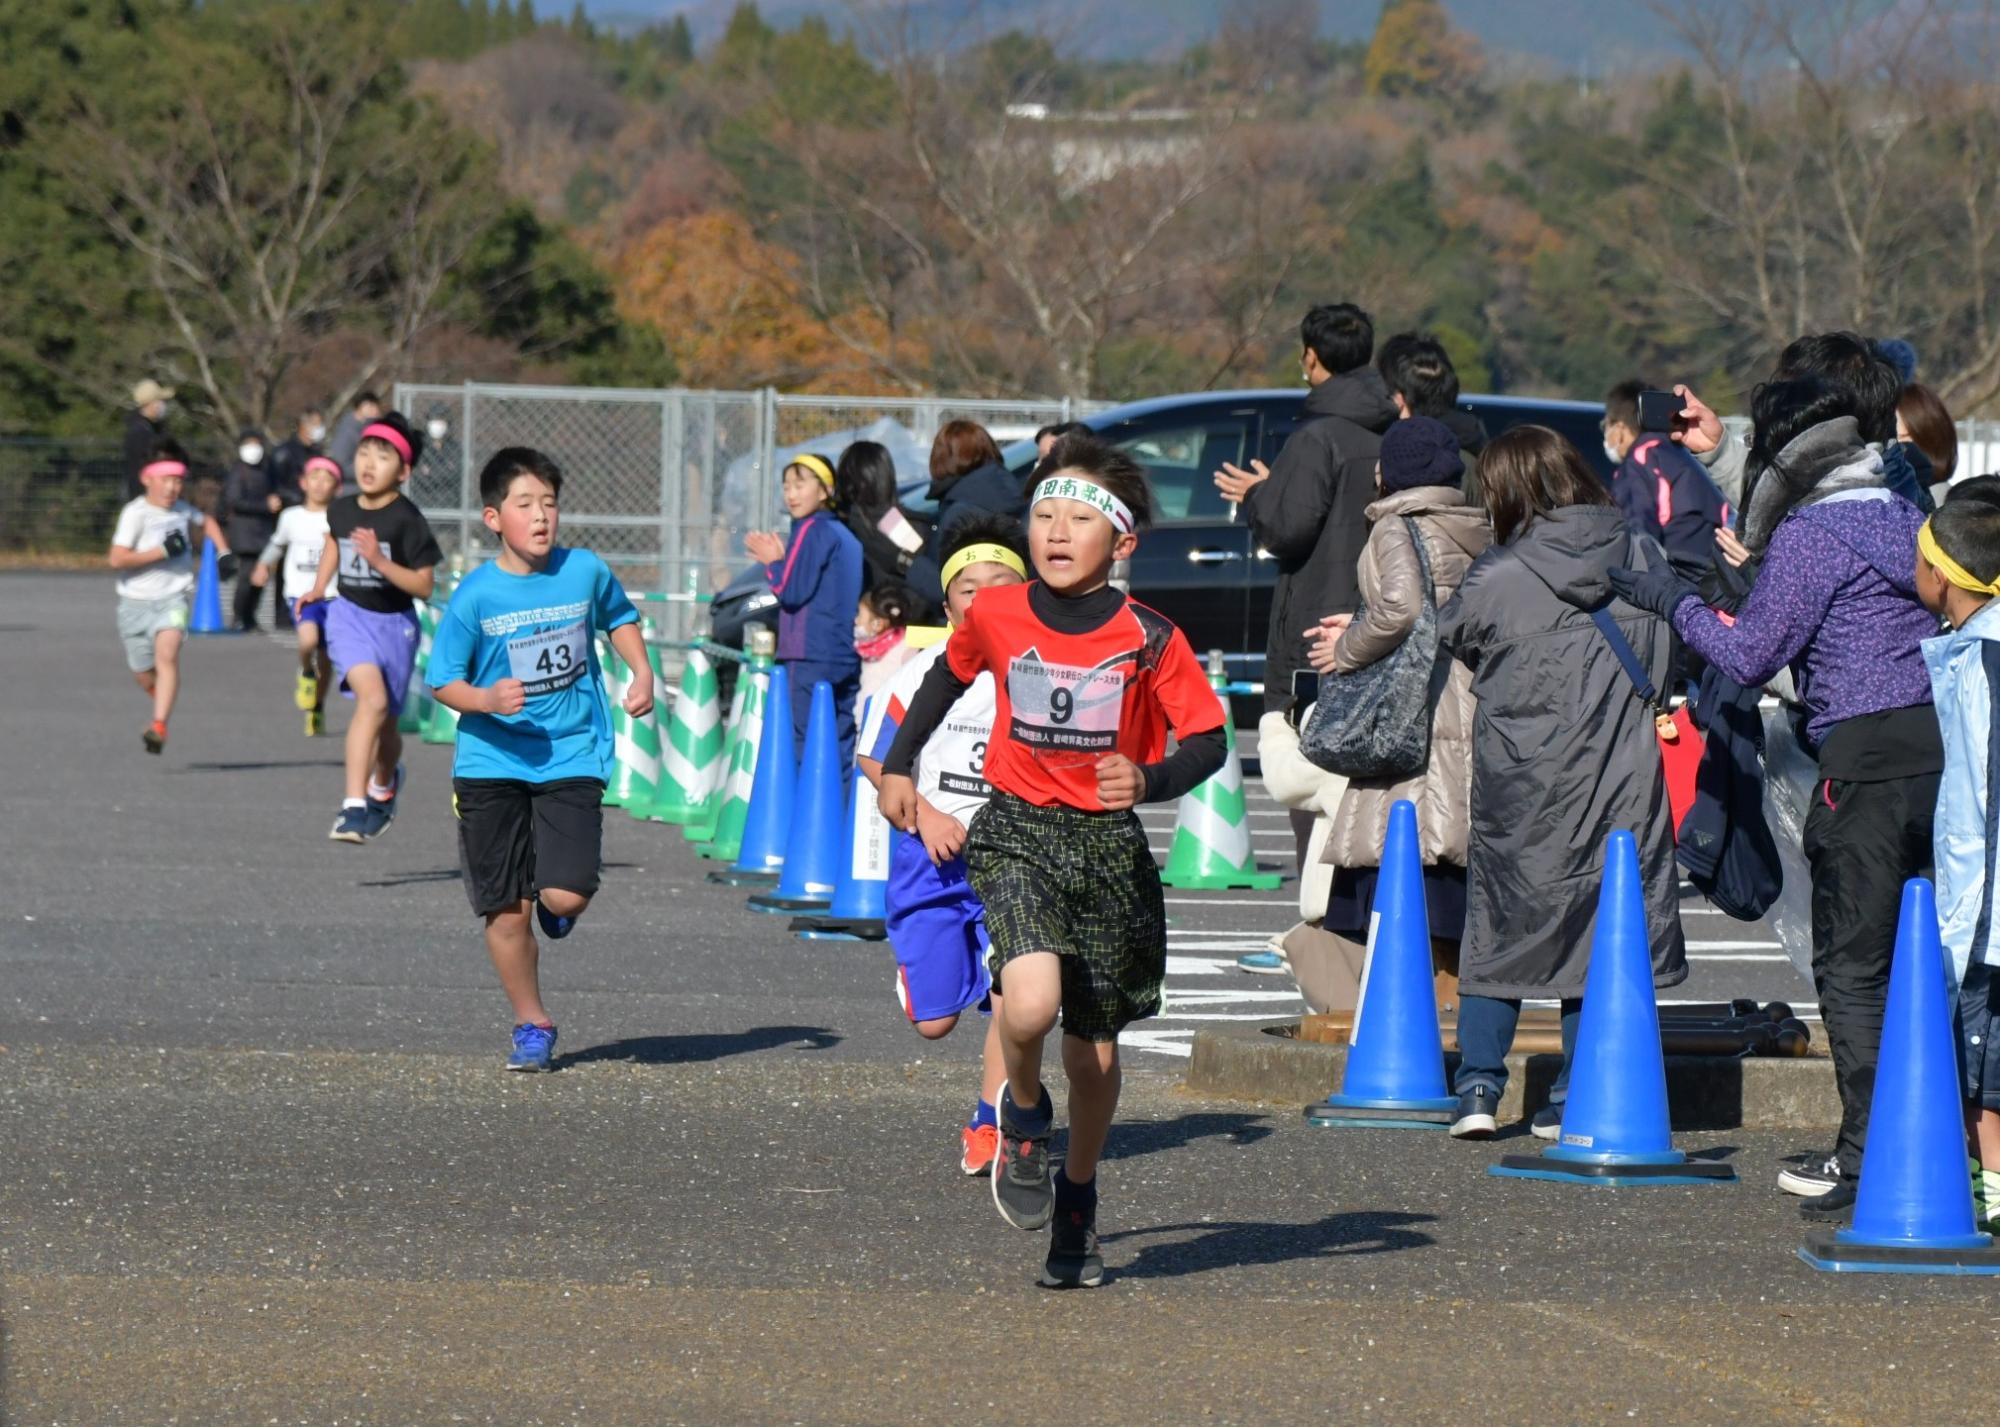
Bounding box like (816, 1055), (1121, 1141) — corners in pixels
(881, 435), (1227, 1289)
(298, 411), (443, 843)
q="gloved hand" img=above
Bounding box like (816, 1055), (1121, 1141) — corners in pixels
(1607, 565), (1698, 621)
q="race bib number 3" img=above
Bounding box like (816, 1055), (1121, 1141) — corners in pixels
(508, 619), (590, 696)
(1006, 654), (1125, 761)
(338, 538), (392, 586)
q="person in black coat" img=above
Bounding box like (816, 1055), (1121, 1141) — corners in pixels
(268, 407), (327, 508)
(223, 428), (278, 631)
(924, 420), (1023, 562)
(1213, 303), (1400, 715)
(122, 379), (174, 499)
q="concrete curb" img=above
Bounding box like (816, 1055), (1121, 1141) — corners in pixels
(1183, 1022), (1841, 1130)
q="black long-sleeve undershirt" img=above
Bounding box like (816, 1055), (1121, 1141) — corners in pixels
(881, 583), (1228, 805)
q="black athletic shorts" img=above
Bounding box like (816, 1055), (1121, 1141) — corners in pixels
(453, 777), (605, 918)
(963, 792), (1166, 1043)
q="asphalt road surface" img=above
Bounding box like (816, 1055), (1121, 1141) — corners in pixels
(0, 572), (1982, 1427)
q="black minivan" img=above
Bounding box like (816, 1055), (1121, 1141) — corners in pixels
(712, 389), (1609, 684)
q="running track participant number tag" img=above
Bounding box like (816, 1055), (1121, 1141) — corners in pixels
(508, 620), (589, 696)
(338, 538), (392, 586)
(1007, 654), (1124, 763)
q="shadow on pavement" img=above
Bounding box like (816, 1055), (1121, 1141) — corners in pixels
(556, 1025), (841, 1068)
(358, 867), (463, 887)
(1104, 1210), (1437, 1280)
(1112, 1207), (1440, 1271)
(1101, 1111), (1274, 1162)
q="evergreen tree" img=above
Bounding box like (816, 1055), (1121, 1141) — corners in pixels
(517, 0), (537, 35)
(492, 0), (514, 44)
(467, 0), (491, 49)
(567, 1), (591, 41)
(664, 13), (693, 63)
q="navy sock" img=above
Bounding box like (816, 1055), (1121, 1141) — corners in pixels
(1005, 1084), (1053, 1132)
(970, 1099), (997, 1130)
(1055, 1167), (1097, 1213)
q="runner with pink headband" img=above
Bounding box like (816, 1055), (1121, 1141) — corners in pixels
(358, 422), (414, 466)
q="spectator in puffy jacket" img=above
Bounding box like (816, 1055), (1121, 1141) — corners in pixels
(1602, 379), (1730, 584)
(744, 452), (865, 773)
(1305, 416), (1491, 984)
(1613, 374), (1941, 1218)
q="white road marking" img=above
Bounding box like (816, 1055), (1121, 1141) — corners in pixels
(1165, 897), (1293, 907)
(1164, 988), (1308, 1005)
(1688, 940), (1783, 951)
(1687, 953), (1791, 963)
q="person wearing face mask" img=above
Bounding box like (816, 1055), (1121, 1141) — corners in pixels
(269, 408), (327, 508)
(224, 427), (280, 631)
(1601, 380), (1731, 586)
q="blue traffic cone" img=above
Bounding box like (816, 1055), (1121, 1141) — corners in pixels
(1304, 801), (1456, 1129)
(708, 665), (793, 888)
(1491, 829), (1735, 1186)
(189, 541), (228, 634)
(1801, 879), (2000, 1273)
(750, 680), (842, 913)
(793, 742), (891, 941)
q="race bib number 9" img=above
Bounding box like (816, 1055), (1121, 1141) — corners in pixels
(338, 537), (392, 586)
(508, 619), (590, 697)
(1007, 654), (1125, 763)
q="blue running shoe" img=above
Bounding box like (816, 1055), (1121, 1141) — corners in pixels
(506, 1022), (558, 1072)
(329, 805), (370, 843)
(1236, 949), (1287, 975)
(535, 898), (576, 941)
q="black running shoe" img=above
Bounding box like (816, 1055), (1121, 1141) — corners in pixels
(992, 1085), (1054, 1231)
(1450, 1085), (1499, 1139)
(536, 898), (577, 941)
(1042, 1198), (1104, 1289)
(1800, 1177), (1857, 1222)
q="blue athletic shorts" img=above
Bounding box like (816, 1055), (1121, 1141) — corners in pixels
(885, 830), (992, 1024)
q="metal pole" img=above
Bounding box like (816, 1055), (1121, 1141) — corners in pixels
(659, 390), (685, 641)
(458, 381), (476, 564)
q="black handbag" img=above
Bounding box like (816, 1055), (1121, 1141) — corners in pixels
(1300, 516), (1440, 780)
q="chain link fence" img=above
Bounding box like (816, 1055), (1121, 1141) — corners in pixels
(1, 436), (228, 561)
(392, 383), (1106, 644)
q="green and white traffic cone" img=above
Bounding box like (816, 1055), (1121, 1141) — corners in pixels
(612, 653), (665, 823)
(681, 664), (748, 844)
(653, 646), (724, 824)
(400, 599), (439, 736)
(694, 650), (768, 863)
(1160, 670), (1280, 891)
(600, 636), (633, 808)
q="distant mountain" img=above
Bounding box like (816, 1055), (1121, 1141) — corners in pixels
(581, 0), (1699, 72)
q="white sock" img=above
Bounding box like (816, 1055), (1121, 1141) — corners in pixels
(343, 797), (366, 810)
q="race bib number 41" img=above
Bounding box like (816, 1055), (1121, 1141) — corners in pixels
(337, 538), (392, 586)
(1006, 653), (1125, 761)
(508, 619), (590, 696)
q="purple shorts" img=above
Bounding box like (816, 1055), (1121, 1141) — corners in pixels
(324, 600), (421, 714)
(290, 597), (330, 629)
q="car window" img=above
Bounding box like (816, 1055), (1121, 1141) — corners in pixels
(1464, 402), (1613, 482)
(1104, 416), (1253, 522)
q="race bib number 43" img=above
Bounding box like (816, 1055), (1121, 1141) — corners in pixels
(508, 619), (589, 696)
(1007, 653), (1125, 761)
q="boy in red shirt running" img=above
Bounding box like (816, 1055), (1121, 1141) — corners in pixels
(880, 434), (1226, 1289)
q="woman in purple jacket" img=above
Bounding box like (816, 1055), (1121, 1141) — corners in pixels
(1611, 376), (1941, 1220)
(745, 453), (865, 772)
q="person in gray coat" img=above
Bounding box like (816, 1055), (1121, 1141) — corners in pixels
(1437, 425), (1688, 1138)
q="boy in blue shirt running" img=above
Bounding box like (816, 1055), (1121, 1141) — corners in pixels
(427, 447), (655, 1071)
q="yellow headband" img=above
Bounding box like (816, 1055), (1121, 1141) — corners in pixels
(788, 453), (835, 492)
(940, 542), (1027, 592)
(1919, 518), (2000, 596)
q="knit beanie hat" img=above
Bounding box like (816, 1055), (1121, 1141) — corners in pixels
(1379, 415), (1464, 495)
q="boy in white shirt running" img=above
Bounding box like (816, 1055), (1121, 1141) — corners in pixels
(255, 455), (341, 736)
(107, 440), (225, 755)
(856, 513), (1028, 1175)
